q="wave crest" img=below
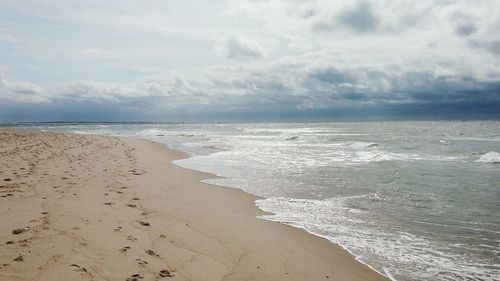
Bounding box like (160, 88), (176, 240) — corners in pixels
(475, 151), (500, 164)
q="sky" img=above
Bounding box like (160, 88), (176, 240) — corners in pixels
(0, 0), (499, 122)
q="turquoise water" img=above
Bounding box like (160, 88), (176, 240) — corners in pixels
(10, 121), (500, 281)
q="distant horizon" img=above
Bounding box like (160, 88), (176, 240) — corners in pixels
(2, 113), (499, 125)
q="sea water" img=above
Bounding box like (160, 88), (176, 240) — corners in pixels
(10, 121), (500, 281)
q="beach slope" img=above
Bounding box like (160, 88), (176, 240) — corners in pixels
(0, 130), (388, 281)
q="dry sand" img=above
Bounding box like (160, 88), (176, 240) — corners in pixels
(0, 129), (389, 281)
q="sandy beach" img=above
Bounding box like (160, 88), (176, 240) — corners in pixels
(0, 129), (388, 281)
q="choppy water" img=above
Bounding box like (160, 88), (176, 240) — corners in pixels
(8, 121), (500, 281)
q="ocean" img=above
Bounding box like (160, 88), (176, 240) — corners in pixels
(9, 121), (500, 281)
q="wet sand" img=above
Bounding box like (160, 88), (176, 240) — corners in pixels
(0, 129), (389, 281)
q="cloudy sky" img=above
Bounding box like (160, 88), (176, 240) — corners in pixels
(1, 0), (499, 122)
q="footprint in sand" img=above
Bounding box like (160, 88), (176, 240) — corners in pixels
(125, 273), (143, 281)
(135, 258), (148, 267)
(12, 228), (25, 235)
(119, 246), (131, 253)
(70, 264), (88, 273)
(159, 269), (174, 278)
(145, 249), (159, 258)
(18, 239), (28, 247)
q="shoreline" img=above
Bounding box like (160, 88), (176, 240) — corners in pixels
(0, 129), (389, 281)
(171, 144), (394, 281)
(136, 135), (393, 281)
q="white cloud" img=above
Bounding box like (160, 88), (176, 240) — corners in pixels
(0, 76), (48, 103)
(221, 33), (267, 60)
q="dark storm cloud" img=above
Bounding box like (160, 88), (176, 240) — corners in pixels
(470, 40), (500, 55)
(338, 1), (379, 33)
(339, 93), (368, 101)
(3, 61), (500, 123)
(308, 67), (357, 84)
(455, 21), (478, 37)
(311, 1), (379, 33)
(450, 11), (479, 38)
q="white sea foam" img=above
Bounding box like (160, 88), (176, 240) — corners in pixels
(424, 155), (468, 162)
(137, 128), (171, 136)
(184, 139), (231, 151)
(475, 151), (500, 163)
(449, 137), (500, 142)
(243, 127), (331, 134)
(71, 130), (94, 135)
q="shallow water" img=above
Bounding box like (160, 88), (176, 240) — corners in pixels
(10, 121), (500, 281)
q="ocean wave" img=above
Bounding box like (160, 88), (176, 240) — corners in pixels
(424, 155), (468, 162)
(347, 151), (424, 163)
(243, 127), (331, 134)
(475, 151), (500, 164)
(176, 133), (197, 137)
(350, 151), (395, 162)
(136, 128), (170, 136)
(200, 145), (228, 151)
(449, 137), (500, 142)
(70, 130), (94, 135)
(413, 220), (500, 234)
